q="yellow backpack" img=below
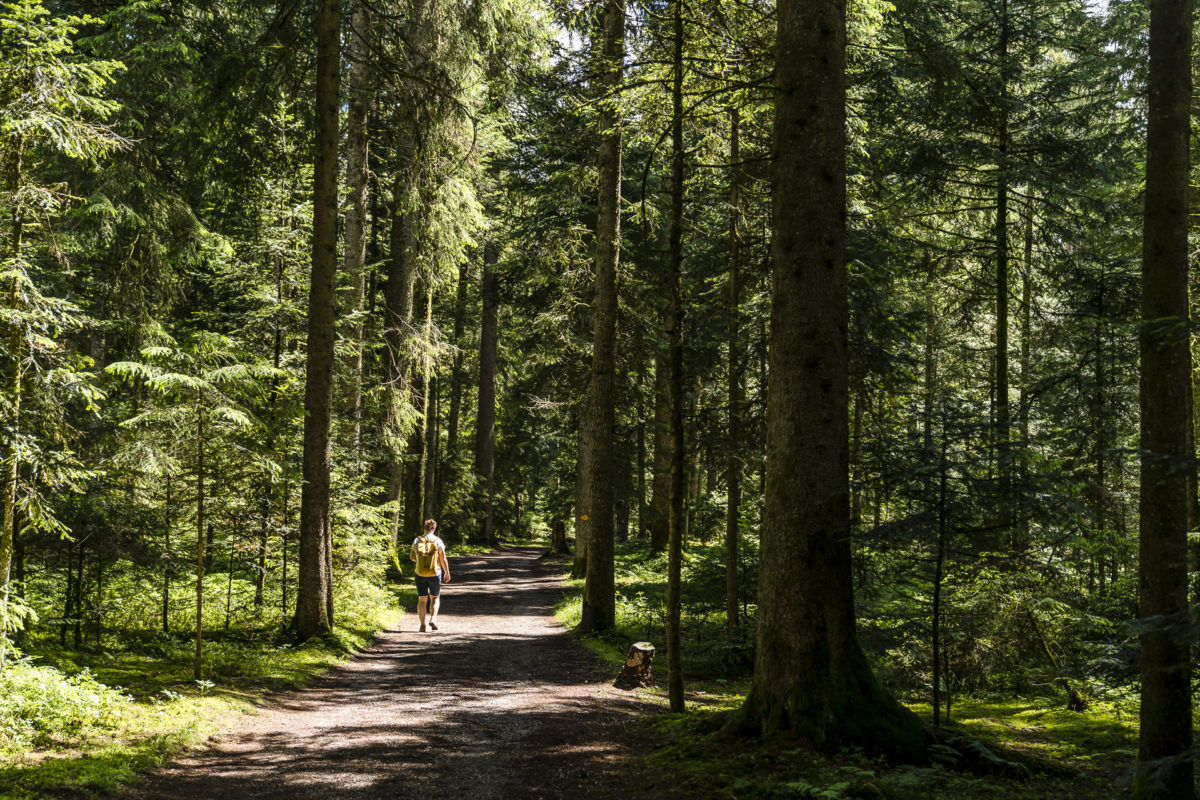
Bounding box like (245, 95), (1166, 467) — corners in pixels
(414, 537), (439, 577)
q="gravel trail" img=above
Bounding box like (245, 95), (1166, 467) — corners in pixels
(124, 547), (655, 800)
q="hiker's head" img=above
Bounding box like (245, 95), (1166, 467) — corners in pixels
(424, 519), (437, 534)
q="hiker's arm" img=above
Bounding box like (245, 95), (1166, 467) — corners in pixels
(408, 545), (416, 562)
(439, 550), (451, 581)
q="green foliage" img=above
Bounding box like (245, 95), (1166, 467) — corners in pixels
(0, 662), (130, 751)
(0, 0), (124, 160)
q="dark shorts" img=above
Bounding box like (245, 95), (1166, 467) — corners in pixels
(415, 574), (441, 597)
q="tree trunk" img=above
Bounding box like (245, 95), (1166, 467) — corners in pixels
(665, 0), (686, 713)
(573, 411), (591, 577)
(1018, 200), (1033, 548)
(635, 336), (647, 538)
(994, 0), (1013, 548)
(0, 145), (24, 667)
(342, 0), (373, 459)
(474, 245), (499, 546)
(163, 472), (172, 633)
(194, 399), (206, 679)
(447, 267), (469, 456)
(383, 174), (419, 558)
(737, 0), (924, 760)
(419, 282), (436, 522)
(73, 542), (83, 648)
(725, 105), (741, 629)
(281, 475), (290, 621)
(62, 543), (75, 646)
(579, 0), (624, 634)
(293, 0), (339, 640)
(1135, 0), (1194, 794)
(649, 353), (670, 553)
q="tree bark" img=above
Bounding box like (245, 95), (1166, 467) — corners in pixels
(725, 105), (741, 630)
(665, 0), (686, 713)
(994, 0), (1013, 548)
(194, 398), (206, 679)
(446, 267), (469, 457)
(293, 0), (340, 640)
(163, 473), (172, 633)
(383, 174), (419, 557)
(573, 412), (591, 576)
(579, 0), (624, 634)
(649, 353), (670, 553)
(419, 282), (436, 522)
(342, 0), (373, 460)
(474, 245), (499, 546)
(737, 0), (924, 760)
(1135, 0), (1193, 794)
(0, 145), (24, 667)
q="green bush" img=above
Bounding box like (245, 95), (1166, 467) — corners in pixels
(0, 664), (132, 751)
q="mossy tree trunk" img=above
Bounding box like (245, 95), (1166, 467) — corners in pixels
(738, 0), (925, 761)
(579, 0), (624, 634)
(294, 0), (339, 640)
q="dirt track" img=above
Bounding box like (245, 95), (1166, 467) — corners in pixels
(124, 547), (657, 800)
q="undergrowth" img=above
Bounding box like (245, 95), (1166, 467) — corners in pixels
(0, 574), (403, 800)
(552, 539), (1148, 799)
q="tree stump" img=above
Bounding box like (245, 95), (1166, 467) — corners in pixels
(614, 641), (655, 689)
(550, 518), (568, 555)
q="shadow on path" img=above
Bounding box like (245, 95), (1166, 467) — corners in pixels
(121, 547), (658, 800)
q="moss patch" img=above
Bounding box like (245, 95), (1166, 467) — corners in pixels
(626, 690), (1134, 799)
(1, 584), (403, 800)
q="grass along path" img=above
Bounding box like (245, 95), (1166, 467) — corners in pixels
(118, 547), (655, 800)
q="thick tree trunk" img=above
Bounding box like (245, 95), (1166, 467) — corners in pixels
(342, 0), (373, 459)
(737, 0), (924, 760)
(474, 246), (499, 546)
(579, 0), (624, 634)
(293, 0), (339, 640)
(665, 0), (686, 713)
(1135, 0), (1194, 794)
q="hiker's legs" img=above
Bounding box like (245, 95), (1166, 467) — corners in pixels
(429, 593), (440, 623)
(417, 594), (429, 627)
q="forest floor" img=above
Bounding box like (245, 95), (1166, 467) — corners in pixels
(115, 547), (659, 800)
(9, 544), (1142, 800)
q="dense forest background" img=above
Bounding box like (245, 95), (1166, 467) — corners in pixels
(0, 0), (1197, 795)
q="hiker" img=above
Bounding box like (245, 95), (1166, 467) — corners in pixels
(410, 519), (451, 632)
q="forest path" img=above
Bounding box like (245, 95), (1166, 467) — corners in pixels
(123, 547), (656, 800)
